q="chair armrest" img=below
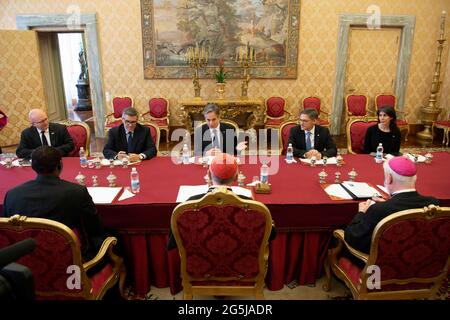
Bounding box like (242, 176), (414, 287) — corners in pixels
(83, 236), (120, 272)
(333, 229), (369, 264)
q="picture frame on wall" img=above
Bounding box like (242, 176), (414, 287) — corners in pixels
(140, 0), (300, 79)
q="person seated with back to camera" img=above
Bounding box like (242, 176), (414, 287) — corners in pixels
(167, 153), (276, 250)
(287, 108), (337, 159)
(103, 107), (157, 162)
(363, 106), (402, 156)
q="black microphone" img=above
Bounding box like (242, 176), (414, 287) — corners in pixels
(0, 238), (36, 269)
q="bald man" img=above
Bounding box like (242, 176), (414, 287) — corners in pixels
(16, 109), (74, 159)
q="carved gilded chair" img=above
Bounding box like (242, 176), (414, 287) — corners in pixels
(0, 215), (126, 300)
(142, 97), (170, 144)
(278, 120), (298, 155)
(142, 121), (161, 155)
(323, 205), (450, 300)
(264, 97), (291, 131)
(104, 95), (133, 131)
(345, 94), (369, 124)
(55, 120), (91, 157)
(375, 94), (409, 141)
(432, 113), (450, 147)
(302, 96), (330, 128)
(346, 117), (378, 154)
(171, 187), (273, 299)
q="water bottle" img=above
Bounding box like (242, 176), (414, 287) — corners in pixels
(260, 162), (269, 184)
(182, 144), (190, 164)
(130, 167), (140, 193)
(79, 147), (87, 168)
(375, 143), (384, 163)
(286, 143), (293, 162)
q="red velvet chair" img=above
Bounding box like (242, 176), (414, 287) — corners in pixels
(264, 96), (291, 130)
(0, 109), (7, 130)
(55, 120), (90, 157)
(345, 94), (369, 123)
(432, 115), (450, 147)
(346, 117), (378, 154)
(0, 215), (126, 300)
(375, 94), (409, 141)
(302, 96), (330, 128)
(171, 187), (273, 299)
(278, 120), (298, 155)
(142, 97), (170, 144)
(142, 122), (161, 154)
(105, 96), (133, 131)
(323, 205), (450, 299)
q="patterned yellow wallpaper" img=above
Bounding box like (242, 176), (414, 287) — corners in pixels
(440, 47), (450, 120)
(0, 30), (46, 147)
(0, 0), (449, 134)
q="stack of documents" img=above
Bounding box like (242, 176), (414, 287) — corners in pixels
(323, 181), (381, 200)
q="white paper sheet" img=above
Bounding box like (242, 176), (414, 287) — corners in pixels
(176, 185), (253, 202)
(341, 181), (380, 198)
(118, 187), (135, 201)
(324, 184), (353, 200)
(87, 187), (122, 204)
(404, 153), (426, 163)
(300, 157), (337, 165)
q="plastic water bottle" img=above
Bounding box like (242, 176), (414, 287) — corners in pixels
(375, 143), (384, 163)
(260, 162), (269, 184)
(79, 147), (87, 168)
(130, 167), (140, 193)
(182, 144), (190, 164)
(286, 143), (293, 162)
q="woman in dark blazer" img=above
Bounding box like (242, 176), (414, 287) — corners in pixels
(363, 106), (401, 155)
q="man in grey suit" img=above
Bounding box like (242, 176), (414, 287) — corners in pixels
(16, 109), (74, 159)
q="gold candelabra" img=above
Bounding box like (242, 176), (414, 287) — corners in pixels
(235, 44), (256, 99)
(417, 11), (447, 141)
(186, 44), (209, 99)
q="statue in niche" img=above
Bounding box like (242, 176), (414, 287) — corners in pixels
(75, 47), (92, 111)
(78, 48), (89, 83)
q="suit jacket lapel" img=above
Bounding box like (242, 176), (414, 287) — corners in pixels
(120, 125), (128, 151)
(31, 127), (42, 146)
(48, 123), (56, 146)
(314, 126), (320, 149)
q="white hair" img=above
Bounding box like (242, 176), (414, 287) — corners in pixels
(383, 159), (417, 185)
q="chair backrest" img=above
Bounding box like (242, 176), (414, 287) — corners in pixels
(346, 117), (378, 154)
(375, 94), (396, 111)
(302, 96), (321, 114)
(0, 109), (7, 129)
(279, 120), (298, 155)
(265, 96), (286, 118)
(0, 215), (92, 299)
(345, 94), (369, 117)
(148, 97), (169, 119)
(111, 96), (133, 118)
(142, 122), (160, 152)
(55, 120), (90, 157)
(171, 187), (272, 299)
(359, 205), (450, 299)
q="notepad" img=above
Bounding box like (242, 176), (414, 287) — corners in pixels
(340, 181), (380, 199)
(87, 187), (122, 204)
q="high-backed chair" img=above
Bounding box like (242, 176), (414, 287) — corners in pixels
(279, 120), (298, 155)
(264, 97), (291, 130)
(432, 114), (450, 147)
(374, 94), (409, 141)
(171, 187), (273, 299)
(0, 215), (126, 300)
(302, 96), (330, 128)
(323, 205), (450, 300)
(55, 120), (91, 157)
(142, 121), (161, 155)
(105, 96), (133, 131)
(346, 117), (378, 154)
(0, 109), (7, 130)
(345, 94), (369, 124)
(142, 97), (170, 144)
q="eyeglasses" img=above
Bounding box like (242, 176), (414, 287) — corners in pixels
(124, 120), (137, 125)
(33, 118), (48, 125)
(299, 119), (312, 123)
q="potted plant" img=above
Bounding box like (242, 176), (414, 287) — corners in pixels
(215, 59), (227, 98)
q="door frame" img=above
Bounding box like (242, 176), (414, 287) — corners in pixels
(17, 13), (106, 137)
(331, 14), (415, 134)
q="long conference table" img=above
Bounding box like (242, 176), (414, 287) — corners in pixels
(1, 153), (450, 297)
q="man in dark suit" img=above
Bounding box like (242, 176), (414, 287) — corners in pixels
(103, 107), (157, 161)
(287, 108), (337, 159)
(193, 103), (246, 157)
(345, 156), (439, 254)
(167, 153), (276, 250)
(3, 146), (105, 260)
(16, 109), (74, 159)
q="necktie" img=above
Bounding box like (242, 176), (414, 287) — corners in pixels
(127, 132), (133, 153)
(41, 131), (49, 146)
(305, 131), (312, 151)
(212, 129), (219, 149)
